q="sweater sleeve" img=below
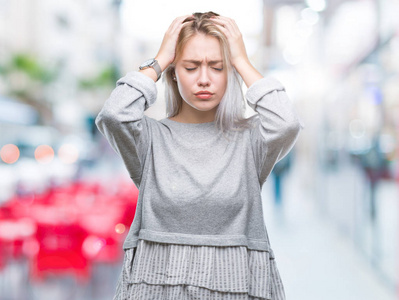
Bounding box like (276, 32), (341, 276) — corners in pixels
(246, 76), (303, 185)
(95, 71), (157, 187)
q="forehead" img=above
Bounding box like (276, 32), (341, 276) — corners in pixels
(180, 34), (223, 61)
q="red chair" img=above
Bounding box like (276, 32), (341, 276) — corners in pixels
(30, 222), (89, 282)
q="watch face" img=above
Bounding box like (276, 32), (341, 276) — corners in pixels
(141, 59), (155, 68)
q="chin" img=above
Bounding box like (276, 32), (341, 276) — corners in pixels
(188, 100), (219, 112)
(192, 104), (219, 112)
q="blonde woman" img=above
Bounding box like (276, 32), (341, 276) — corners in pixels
(96, 11), (302, 300)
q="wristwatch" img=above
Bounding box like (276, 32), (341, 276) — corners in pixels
(139, 58), (162, 81)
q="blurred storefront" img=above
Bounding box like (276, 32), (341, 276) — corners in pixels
(263, 0), (399, 295)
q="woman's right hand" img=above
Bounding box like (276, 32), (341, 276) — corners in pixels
(155, 15), (193, 71)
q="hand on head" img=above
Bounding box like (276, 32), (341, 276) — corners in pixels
(209, 16), (249, 68)
(155, 15), (193, 72)
(156, 12), (260, 125)
(156, 13), (249, 73)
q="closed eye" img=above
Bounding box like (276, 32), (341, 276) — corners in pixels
(185, 67), (197, 71)
(212, 67), (223, 71)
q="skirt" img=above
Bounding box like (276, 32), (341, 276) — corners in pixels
(113, 239), (286, 300)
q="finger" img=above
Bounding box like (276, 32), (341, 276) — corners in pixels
(213, 22), (228, 34)
(212, 21), (234, 38)
(211, 16), (240, 30)
(167, 15), (192, 32)
(212, 17), (239, 32)
(169, 21), (193, 39)
(212, 19), (242, 40)
(212, 15), (235, 23)
(169, 15), (193, 35)
(176, 14), (193, 25)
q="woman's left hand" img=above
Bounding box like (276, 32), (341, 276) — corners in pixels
(211, 15), (263, 88)
(210, 16), (249, 68)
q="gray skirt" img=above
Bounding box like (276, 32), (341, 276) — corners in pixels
(113, 239), (286, 300)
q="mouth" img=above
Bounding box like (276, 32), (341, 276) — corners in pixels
(194, 91), (214, 100)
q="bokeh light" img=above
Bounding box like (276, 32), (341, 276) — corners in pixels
(301, 8), (319, 25)
(305, 0), (326, 12)
(0, 144), (20, 164)
(82, 236), (106, 258)
(58, 144), (79, 164)
(34, 145), (54, 164)
(349, 119), (366, 139)
(115, 223), (126, 234)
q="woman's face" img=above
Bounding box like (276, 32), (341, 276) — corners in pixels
(174, 33), (228, 113)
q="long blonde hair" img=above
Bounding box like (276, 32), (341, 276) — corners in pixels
(163, 12), (250, 132)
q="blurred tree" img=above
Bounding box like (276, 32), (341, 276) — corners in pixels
(78, 64), (119, 90)
(0, 53), (60, 125)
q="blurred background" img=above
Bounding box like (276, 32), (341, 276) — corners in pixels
(0, 0), (398, 299)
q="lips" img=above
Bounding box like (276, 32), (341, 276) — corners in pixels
(194, 91), (214, 99)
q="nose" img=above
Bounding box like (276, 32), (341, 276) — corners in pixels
(197, 67), (210, 87)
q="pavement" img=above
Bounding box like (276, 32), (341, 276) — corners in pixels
(261, 159), (396, 300)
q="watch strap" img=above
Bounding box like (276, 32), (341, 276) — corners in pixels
(139, 59), (162, 82)
(152, 60), (162, 82)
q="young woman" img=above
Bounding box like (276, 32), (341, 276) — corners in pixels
(96, 11), (302, 300)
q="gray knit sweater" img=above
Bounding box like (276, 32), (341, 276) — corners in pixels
(95, 71), (302, 251)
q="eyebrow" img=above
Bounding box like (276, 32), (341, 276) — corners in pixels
(182, 60), (223, 65)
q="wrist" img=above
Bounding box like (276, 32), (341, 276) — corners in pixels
(232, 56), (250, 71)
(233, 57), (263, 88)
(155, 55), (171, 72)
(139, 68), (158, 83)
(139, 58), (162, 82)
